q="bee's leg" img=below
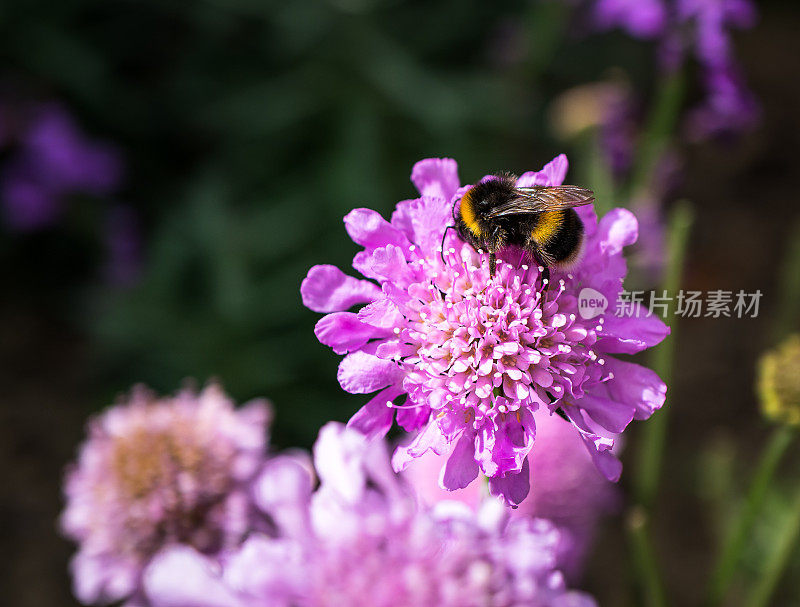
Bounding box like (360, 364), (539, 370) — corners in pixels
(540, 265), (551, 290)
(528, 247), (549, 288)
(528, 246), (551, 306)
(439, 225), (457, 265)
(489, 253), (497, 277)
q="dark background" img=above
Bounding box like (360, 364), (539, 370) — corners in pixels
(1, 1), (799, 605)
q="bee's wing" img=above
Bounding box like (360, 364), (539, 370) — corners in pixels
(486, 185), (595, 217)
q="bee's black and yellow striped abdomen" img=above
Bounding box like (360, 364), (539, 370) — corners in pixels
(453, 175), (590, 275)
(529, 208), (583, 266)
(459, 189), (481, 237)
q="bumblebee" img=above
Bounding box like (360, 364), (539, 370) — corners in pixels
(451, 173), (594, 283)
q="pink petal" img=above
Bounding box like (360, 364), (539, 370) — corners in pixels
(541, 153), (569, 186)
(361, 244), (413, 284)
(347, 385), (403, 440)
(314, 312), (386, 355)
(223, 536), (303, 601)
(439, 431), (479, 490)
(357, 298), (404, 329)
(564, 409), (622, 482)
(598, 207), (638, 254)
(391, 196), (452, 254)
(396, 400), (430, 432)
(143, 547), (245, 607)
(391, 422), (447, 472)
(516, 154), (569, 187)
(599, 310), (669, 354)
(604, 359), (667, 420)
(488, 458), (531, 506)
(576, 393), (636, 433)
(410, 158), (461, 200)
(344, 208), (409, 249)
(313, 422), (370, 502)
(251, 456), (313, 538)
(301, 264), (381, 313)
(337, 351), (404, 394)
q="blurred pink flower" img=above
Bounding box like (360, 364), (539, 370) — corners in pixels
(60, 384), (272, 606)
(142, 423), (598, 607)
(403, 410), (619, 580)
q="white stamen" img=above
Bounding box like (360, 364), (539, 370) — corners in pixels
(386, 401), (425, 410)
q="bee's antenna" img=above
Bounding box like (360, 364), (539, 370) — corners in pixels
(440, 225), (456, 265)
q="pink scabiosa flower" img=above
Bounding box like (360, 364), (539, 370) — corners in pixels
(142, 423), (597, 607)
(403, 410), (619, 581)
(60, 384), (272, 606)
(301, 155), (668, 506)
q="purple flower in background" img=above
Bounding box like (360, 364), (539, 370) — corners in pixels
(593, 0), (668, 39)
(60, 384), (272, 606)
(301, 156), (668, 505)
(677, 0), (757, 68)
(686, 64), (759, 139)
(403, 410), (619, 581)
(628, 198), (668, 286)
(669, 0), (759, 138)
(598, 85), (638, 178)
(143, 423), (598, 607)
(1, 103), (122, 230)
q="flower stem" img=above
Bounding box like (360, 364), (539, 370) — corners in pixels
(587, 135), (615, 217)
(772, 217), (800, 342)
(629, 70), (686, 198)
(634, 200), (694, 510)
(627, 507), (667, 607)
(745, 482), (800, 607)
(704, 425), (795, 607)
(705, 216), (800, 605)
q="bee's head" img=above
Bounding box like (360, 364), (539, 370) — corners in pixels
(466, 177), (517, 218)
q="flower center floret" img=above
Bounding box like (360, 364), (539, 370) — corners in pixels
(391, 243), (606, 430)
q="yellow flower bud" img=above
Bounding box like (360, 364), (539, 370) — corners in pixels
(758, 334), (800, 427)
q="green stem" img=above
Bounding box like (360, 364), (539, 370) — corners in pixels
(772, 218), (800, 342)
(587, 135), (615, 216)
(705, 425), (795, 607)
(705, 214), (800, 605)
(628, 70), (686, 199)
(634, 200), (694, 509)
(745, 482), (800, 607)
(627, 507), (667, 607)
